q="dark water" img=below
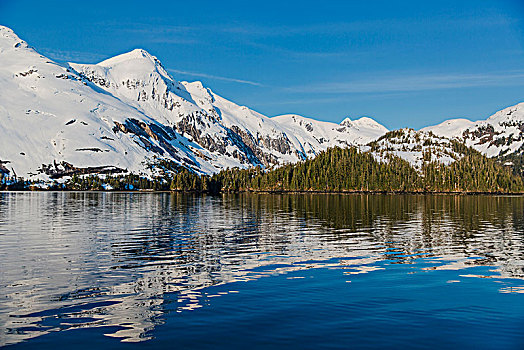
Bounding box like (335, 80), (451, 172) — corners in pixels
(0, 193), (523, 349)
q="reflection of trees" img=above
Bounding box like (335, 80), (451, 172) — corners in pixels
(0, 193), (523, 346)
(264, 193), (524, 277)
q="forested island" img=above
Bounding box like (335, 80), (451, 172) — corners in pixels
(2, 145), (523, 194)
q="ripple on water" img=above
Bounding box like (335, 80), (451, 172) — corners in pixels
(0, 193), (523, 347)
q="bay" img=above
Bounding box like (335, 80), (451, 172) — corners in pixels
(0, 193), (523, 349)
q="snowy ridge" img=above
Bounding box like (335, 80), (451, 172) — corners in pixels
(1, 25), (523, 182)
(0, 27), (178, 179)
(273, 114), (388, 157)
(367, 129), (462, 170)
(422, 103), (524, 158)
(0, 26), (389, 181)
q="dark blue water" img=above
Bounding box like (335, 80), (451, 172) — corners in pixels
(0, 193), (523, 349)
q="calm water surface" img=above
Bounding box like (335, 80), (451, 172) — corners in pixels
(0, 193), (523, 349)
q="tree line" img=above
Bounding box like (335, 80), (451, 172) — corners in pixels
(171, 146), (524, 194)
(2, 146), (523, 193)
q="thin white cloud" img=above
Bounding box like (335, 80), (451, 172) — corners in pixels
(260, 92), (408, 106)
(115, 15), (518, 38)
(290, 71), (524, 94)
(167, 68), (264, 87)
(40, 48), (106, 63)
(147, 38), (199, 45)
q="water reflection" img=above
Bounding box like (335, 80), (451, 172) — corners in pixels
(0, 193), (523, 345)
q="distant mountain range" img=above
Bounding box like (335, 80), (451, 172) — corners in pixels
(1, 25), (523, 183)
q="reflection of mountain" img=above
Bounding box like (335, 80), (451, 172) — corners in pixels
(0, 193), (523, 345)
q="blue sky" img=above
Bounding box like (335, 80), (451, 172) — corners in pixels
(2, 0), (524, 129)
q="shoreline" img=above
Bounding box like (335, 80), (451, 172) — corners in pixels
(1, 189), (523, 196)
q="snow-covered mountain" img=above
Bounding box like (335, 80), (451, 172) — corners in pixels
(367, 128), (463, 170)
(362, 103), (524, 169)
(422, 103), (524, 158)
(1, 24), (523, 183)
(368, 102), (524, 169)
(0, 26), (389, 181)
(371, 102), (524, 171)
(273, 114), (387, 157)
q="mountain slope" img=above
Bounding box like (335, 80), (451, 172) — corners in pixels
(422, 103), (524, 158)
(0, 25), (389, 182)
(0, 27), (182, 180)
(272, 114), (387, 157)
(367, 128), (463, 170)
(72, 51), (390, 167)
(205, 146), (523, 193)
(2, 25), (522, 185)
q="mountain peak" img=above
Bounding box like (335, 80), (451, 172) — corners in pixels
(98, 48), (158, 67)
(87, 48), (174, 83)
(0, 25), (17, 38)
(0, 25), (15, 34)
(340, 117), (352, 126)
(354, 117), (388, 131)
(0, 25), (28, 49)
(486, 101), (524, 123)
(184, 80), (206, 90)
(340, 116), (388, 132)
